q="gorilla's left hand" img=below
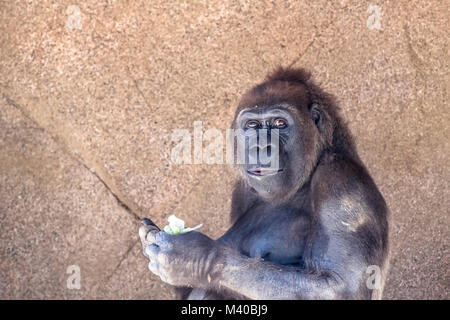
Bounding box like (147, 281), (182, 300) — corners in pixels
(140, 229), (221, 287)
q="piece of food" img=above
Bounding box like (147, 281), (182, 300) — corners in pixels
(163, 215), (203, 235)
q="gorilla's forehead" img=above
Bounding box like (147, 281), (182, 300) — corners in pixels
(237, 79), (310, 112)
(237, 104), (297, 119)
(236, 104), (306, 125)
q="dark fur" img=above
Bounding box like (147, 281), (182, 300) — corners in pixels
(176, 67), (389, 300)
(237, 67), (358, 160)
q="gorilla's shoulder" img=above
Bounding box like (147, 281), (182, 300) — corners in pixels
(312, 153), (385, 210)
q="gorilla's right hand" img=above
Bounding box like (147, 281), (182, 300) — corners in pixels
(139, 218), (159, 258)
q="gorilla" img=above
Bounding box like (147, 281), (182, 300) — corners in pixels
(139, 67), (390, 300)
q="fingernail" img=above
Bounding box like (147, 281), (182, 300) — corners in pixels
(142, 218), (152, 225)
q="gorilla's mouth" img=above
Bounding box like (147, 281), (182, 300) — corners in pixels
(247, 168), (283, 176)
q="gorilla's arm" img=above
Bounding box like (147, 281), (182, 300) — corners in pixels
(212, 162), (388, 300)
(214, 216), (365, 299)
(141, 161), (388, 299)
(213, 247), (345, 300)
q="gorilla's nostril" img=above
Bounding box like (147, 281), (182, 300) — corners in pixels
(259, 145), (272, 157)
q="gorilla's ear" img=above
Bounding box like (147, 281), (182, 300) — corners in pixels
(309, 103), (323, 129)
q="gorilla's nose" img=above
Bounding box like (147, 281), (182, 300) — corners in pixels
(248, 143), (278, 166)
(249, 144), (271, 156)
(261, 145), (272, 157)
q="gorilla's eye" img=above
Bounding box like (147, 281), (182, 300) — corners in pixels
(245, 120), (261, 129)
(273, 118), (287, 129)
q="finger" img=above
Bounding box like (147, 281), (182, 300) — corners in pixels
(139, 225), (151, 258)
(145, 243), (160, 260)
(157, 252), (169, 266)
(154, 231), (174, 249)
(139, 225), (159, 245)
(159, 273), (169, 284)
(146, 229), (159, 243)
(155, 230), (167, 242)
(148, 261), (159, 275)
(139, 225), (151, 243)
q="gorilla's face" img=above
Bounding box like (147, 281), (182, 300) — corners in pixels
(234, 104), (319, 202)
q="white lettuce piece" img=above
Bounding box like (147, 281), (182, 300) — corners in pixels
(164, 215), (203, 235)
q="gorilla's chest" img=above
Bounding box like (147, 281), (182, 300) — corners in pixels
(222, 206), (311, 266)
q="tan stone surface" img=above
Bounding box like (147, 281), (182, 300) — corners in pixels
(0, 1), (448, 299)
(0, 99), (139, 298)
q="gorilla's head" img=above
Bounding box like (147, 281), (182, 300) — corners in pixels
(231, 67), (336, 202)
